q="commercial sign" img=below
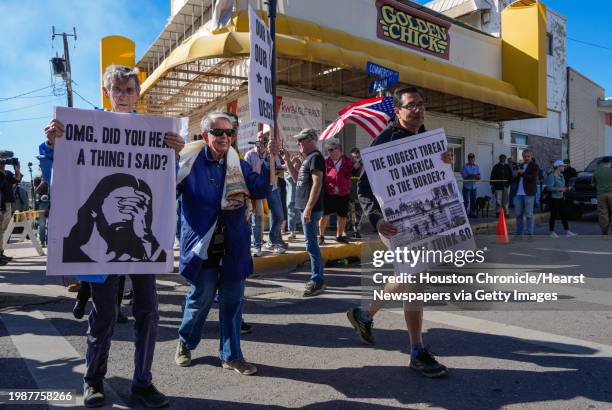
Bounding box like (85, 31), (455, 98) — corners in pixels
(376, 0), (451, 60)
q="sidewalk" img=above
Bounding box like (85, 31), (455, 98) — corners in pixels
(253, 209), (550, 274)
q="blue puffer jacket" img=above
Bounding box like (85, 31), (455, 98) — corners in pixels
(178, 146), (270, 283)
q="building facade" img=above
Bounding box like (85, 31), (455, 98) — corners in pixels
(426, 0), (566, 173)
(113, 0), (549, 199)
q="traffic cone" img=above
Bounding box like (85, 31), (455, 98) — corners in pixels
(496, 208), (509, 244)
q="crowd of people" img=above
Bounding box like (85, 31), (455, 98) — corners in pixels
(10, 64), (604, 408)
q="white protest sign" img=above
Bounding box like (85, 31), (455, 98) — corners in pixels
(248, 4), (274, 125)
(236, 94), (259, 155)
(237, 94), (323, 153)
(278, 97), (323, 152)
(47, 107), (184, 276)
(360, 129), (475, 274)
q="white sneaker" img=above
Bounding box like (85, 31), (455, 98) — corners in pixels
(264, 242), (274, 250)
(287, 231), (296, 241)
(252, 246), (262, 257)
(272, 245), (286, 254)
(549, 232), (559, 239)
(566, 231), (578, 237)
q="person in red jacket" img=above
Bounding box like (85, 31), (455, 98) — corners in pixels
(319, 138), (353, 244)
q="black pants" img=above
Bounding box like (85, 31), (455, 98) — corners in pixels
(549, 198), (569, 231)
(77, 276), (125, 308)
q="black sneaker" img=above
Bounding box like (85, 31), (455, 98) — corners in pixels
(318, 235), (325, 245)
(73, 300), (87, 319)
(409, 348), (449, 378)
(303, 281), (326, 297)
(0, 253), (12, 261)
(352, 231), (362, 239)
(83, 382), (105, 408)
(336, 236), (349, 244)
(346, 308), (374, 345)
(241, 320), (253, 334)
(131, 384), (169, 408)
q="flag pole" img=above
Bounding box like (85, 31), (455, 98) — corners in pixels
(267, 0), (277, 186)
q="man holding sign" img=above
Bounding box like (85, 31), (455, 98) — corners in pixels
(347, 86), (452, 378)
(43, 65), (184, 408)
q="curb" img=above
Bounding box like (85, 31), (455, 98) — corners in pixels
(253, 212), (550, 274)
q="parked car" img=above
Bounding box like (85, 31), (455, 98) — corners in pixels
(564, 157), (604, 219)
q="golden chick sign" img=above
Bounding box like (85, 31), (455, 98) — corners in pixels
(376, 0), (451, 60)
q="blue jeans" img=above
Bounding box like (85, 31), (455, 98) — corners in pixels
(250, 211), (263, 247)
(301, 210), (324, 285)
(514, 195), (535, 235)
(178, 267), (245, 361)
(285, 175), (297, 231)
(176, 198), (182, 241)
(267, 188), (284, 244)
(462, 188), (477, 216)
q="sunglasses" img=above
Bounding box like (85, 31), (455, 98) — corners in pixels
(208, 128), (236, 137)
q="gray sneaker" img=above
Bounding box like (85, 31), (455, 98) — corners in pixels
(222, 358), (258, 375)
(175, 340), (191, 367)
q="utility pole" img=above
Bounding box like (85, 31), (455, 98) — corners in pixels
(52, 27), (77, 107)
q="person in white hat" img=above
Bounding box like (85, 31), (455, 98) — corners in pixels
(545, 160), (577, 238)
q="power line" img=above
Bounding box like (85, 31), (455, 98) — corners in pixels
(0, 85), (54, 101)
(72, 89), (97, 108)
(0, 98), (62, 114)
(0, 115), (49, 123)
(568, 37), (612, 52)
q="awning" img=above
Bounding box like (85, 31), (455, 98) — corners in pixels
(139, 10), (541, 121)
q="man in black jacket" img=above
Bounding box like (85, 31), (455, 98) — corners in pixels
(490, 154), (513, 216)
(346, 86), (452, 378)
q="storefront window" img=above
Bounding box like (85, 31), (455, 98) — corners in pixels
(447, 136), (463, 173)
(510, 132), (528, 162)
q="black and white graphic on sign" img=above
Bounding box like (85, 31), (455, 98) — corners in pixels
(63, 173), (166, 263)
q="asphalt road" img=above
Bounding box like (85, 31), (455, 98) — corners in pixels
(0, 214), (610, 409)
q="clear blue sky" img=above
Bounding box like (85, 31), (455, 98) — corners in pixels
(1, 0), (610, 181)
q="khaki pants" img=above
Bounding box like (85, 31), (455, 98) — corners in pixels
(597, 193), (612, 234)
(0, 203), (12, 252)
(494, 187), (509, 215)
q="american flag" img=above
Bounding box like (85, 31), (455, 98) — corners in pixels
(319, 96), (395, 140)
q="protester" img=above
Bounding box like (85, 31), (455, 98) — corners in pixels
(348, 86), (452, 378)
(283, 128), (326, 297)
(174, 111), (272, 376)
(545, 160), (577, 238)
(0, 159), (21, 264)
(245, 131), (286, 255)
(461, 153), (480, 218)
(490, 154), (513, 216)
(34, 178), (50, 247)
(245, 134), (266, 256)
(563, 159), (578, 187)
(284, 155), (301, 240)
(592, 156), (612, 235)
(349, 148), (364, 239)
(513, 149), (539, 238)
(43, 64), (184, 408)
(319, 138), (352, 244)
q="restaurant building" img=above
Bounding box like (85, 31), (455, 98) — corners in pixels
(103, 0), (549, 197)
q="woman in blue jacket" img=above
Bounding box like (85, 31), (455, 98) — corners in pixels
(174, 111), (272, 376)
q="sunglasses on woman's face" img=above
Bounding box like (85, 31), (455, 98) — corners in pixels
(208, 128), (236, 137)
